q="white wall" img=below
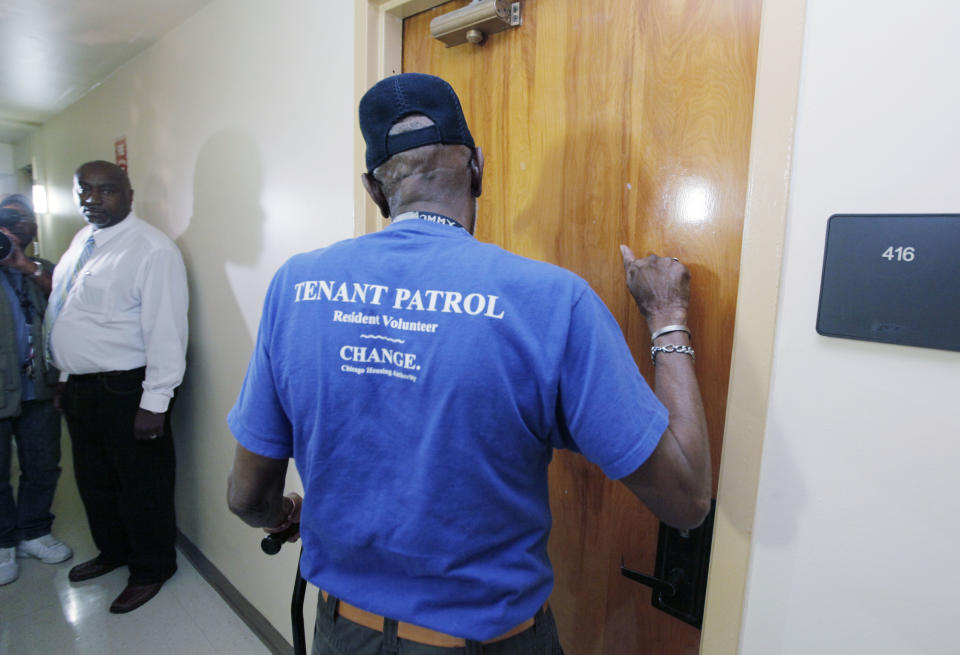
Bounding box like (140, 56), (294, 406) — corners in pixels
(12, 134), (35, 173)
(0, 143), (14, 195)
(35, 0), (355, 644)
(740, 2), (960, 653)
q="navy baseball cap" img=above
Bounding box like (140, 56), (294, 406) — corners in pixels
(359, 73), (475, 173)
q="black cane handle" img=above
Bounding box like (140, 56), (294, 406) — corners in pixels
(260, 523), (300, 555)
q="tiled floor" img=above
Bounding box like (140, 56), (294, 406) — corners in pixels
(0, 434), (271, 655)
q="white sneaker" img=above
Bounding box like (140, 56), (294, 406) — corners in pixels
(0, 547), (18, 585)
(17, 534), (73, 564)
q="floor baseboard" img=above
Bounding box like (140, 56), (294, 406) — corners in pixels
(176, 531), (293, 655)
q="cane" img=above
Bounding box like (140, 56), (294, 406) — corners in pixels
(262, 525), (307, 655)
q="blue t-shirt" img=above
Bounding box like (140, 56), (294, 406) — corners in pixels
(228, 218), (668, 640)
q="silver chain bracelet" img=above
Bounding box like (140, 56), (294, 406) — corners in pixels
(650, 344), (696, 366)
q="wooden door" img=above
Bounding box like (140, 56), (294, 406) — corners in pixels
(403, 1), (761, 653)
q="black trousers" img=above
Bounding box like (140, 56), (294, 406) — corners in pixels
(64, 368), (177, 585)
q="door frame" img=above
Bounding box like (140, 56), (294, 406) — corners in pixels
(352, 2), (807, 652)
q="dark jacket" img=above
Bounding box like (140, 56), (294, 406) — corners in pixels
(0, 258), (58, 418)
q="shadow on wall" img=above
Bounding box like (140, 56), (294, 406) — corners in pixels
(173, 129), (265, 538)
(140, 173), (173, 237)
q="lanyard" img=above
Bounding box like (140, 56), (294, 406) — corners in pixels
(393, 211), (466, 230)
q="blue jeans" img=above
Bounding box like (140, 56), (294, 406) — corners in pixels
(0, 400), (62, 548)
(312, 593), (565, 655)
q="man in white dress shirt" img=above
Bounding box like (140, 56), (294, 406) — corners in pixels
(45, 161), (188, 613)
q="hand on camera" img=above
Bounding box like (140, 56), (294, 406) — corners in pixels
(0, 227), (27, 269)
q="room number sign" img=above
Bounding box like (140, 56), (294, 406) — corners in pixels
(817, 214), (960, 352)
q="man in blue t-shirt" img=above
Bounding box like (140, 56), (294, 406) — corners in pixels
(227, 73), (711, 654)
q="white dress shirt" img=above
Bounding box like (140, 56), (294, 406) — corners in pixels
(49, 214), (188, 412)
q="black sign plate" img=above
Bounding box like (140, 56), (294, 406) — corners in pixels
(817, 214), (960, 352)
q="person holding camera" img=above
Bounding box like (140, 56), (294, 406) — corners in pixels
(45, 161), (188, 613)
(0, 193), (72, 586)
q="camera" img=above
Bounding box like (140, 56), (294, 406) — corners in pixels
(0, 207), (24, 262)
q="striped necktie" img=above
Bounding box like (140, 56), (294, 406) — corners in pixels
(43, 233), (96, 364)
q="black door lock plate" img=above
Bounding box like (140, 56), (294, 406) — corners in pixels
(621, 498), (716, 629)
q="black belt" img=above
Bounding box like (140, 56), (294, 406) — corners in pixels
(68, 366), (145, 380)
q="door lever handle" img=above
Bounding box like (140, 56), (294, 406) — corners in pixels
(620, 556), (680, 597)
(619, 499), (715, 628)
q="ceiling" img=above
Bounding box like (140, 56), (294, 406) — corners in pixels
(0, 0), (214, 145)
